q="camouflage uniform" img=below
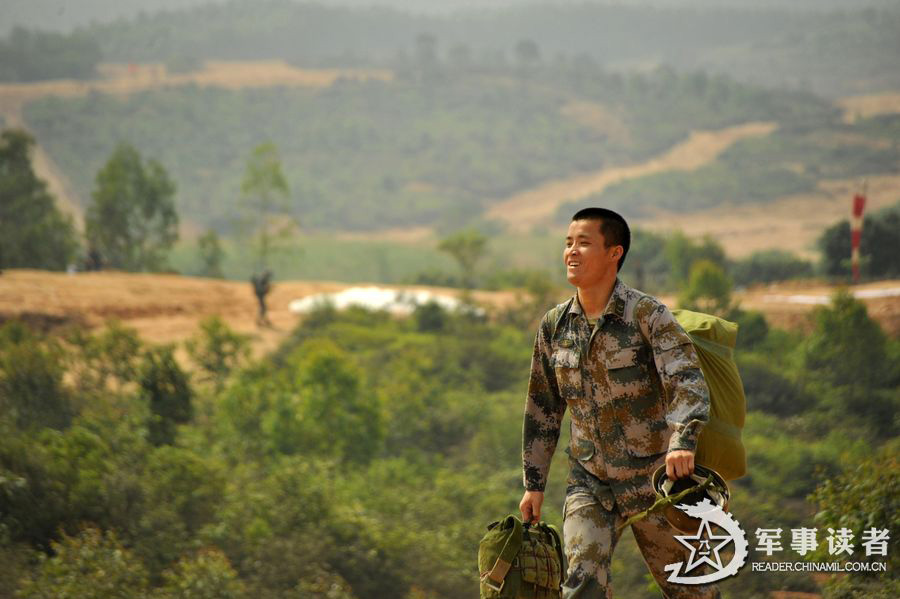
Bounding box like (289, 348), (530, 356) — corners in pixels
(523, 278), (720, 598)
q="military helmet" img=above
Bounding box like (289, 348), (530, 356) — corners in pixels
(651, 464), (730, 534)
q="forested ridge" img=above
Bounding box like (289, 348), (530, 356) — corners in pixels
(23, 64), (844, 233)
(5, 2), (900, 96)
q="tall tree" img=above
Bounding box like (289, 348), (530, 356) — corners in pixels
(238, 142), (295, 271)
(678, 259), (733, 315)
(196, 229), (225, 279)
(0, 129), (78, 271)
(85, 143), (179, 272)
(438, 229), (487, 289)
(140, 345), (193, 447)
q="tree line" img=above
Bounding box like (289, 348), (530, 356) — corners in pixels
(0, 128), (297, 277)
(0, 285), (896, 598)
(5, 0), (897, 96)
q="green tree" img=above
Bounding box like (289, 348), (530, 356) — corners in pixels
(17, 528), (150, 599)
(196, 229), (225, 278)
(0, 321), (72, 430)
(437, 229), (487, 289)
(185, 316), (250, 391)
(0, 129), (78, 271)
(238, 142), (296, 271)
(271, 341), (382, 463)
(85, 143), (179, 272)
(818, 205), (900, 280)
(818, 219), (851, 278)
(810, 443), (900, 598)
(731, 249), (813, 286)
(664, 232), (727, 289)
(139, 346), (193, 446)
(155, 549), (246, 599)
(802, 290), (895, 435)
(859, 204), (900, 278)
(0, 27), (101, 82)
(678, 259), (733, 315)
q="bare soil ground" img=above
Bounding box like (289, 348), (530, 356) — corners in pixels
(639, 174), (900, 259)
(486, 122), (778, 232)
(0, 270), (517, 361)
(1, 271), (897, 366)
(837, 91), (900, 123)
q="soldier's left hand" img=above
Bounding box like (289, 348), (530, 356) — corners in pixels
(665, 450), (695, 480)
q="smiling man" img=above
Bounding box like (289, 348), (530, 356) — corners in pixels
(519, 208), (720, 598)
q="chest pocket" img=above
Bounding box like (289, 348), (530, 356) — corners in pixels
(550, 347), (580, 369)
(550, 345), (582, 401)
(605, 344), (655, 398)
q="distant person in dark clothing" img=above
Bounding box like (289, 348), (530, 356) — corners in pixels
(85, 248), (103, 271)
(251, 270), (273, 327)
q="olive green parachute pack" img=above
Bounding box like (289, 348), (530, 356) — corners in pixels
(671, 309), (747, 481)
(478, 516), (565, 599)
(546, 299), (747, 481)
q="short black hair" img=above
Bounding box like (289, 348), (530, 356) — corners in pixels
(571, 207), (630, 271)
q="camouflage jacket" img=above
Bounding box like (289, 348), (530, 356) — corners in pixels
(522, 278), (710, 493)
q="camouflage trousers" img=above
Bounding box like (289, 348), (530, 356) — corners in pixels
(561, 469), (721, 599)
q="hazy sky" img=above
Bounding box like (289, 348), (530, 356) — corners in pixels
(4, 0), (899, 33)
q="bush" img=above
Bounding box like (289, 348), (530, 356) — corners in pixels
(0, 321), (72, 430)
(731, 249), (813, 286)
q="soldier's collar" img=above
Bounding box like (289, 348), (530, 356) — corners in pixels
(567, 279), (626, 321)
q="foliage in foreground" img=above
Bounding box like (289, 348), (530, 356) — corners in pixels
(0, 292), (896, 598)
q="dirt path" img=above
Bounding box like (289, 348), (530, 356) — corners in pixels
(639, 174), (900, 259)
(486, 122), (778, 232)
(837, 91), (900, 123)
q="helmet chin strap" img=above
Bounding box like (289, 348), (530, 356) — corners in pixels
(660, 470), (729, 509)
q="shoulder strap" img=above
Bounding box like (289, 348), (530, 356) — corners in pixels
(633, 293), (653, 346)
(548, 296), (576, 339)
(482, 516), (523, 589)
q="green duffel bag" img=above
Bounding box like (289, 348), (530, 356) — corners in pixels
(478, 515), (566, 599)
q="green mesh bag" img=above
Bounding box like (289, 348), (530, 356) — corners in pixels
(672, 309), (747, 481)
(478, 516), (565, 599)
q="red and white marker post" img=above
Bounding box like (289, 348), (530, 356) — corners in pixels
(851, 189), (866, 283)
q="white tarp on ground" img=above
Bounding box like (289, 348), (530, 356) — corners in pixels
(288, 286), (475, 316)
(761, 287), (900, 305)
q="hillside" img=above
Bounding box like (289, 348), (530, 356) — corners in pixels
(71, 2), (900, 98)
(17, 62), (842, 232)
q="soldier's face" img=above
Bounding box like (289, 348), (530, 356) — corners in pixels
(564, 219), (620, 288)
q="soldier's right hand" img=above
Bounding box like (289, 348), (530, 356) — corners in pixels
(520, 490), (544, 524)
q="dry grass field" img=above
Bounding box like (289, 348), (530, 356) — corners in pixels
(0, 270), (517, 361)
(1, 271), (897, 369)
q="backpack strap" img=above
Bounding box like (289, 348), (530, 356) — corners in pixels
(481, 516), (524, 592)
(548, 296), (576, 340)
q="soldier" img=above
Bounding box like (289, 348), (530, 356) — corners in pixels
(251, 269), (273, 327)
(520, 208), (720, 598)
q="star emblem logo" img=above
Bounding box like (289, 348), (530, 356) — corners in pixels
(674, 518), (733, 573)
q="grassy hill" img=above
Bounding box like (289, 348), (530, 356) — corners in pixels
(22, 64), (836, 234)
